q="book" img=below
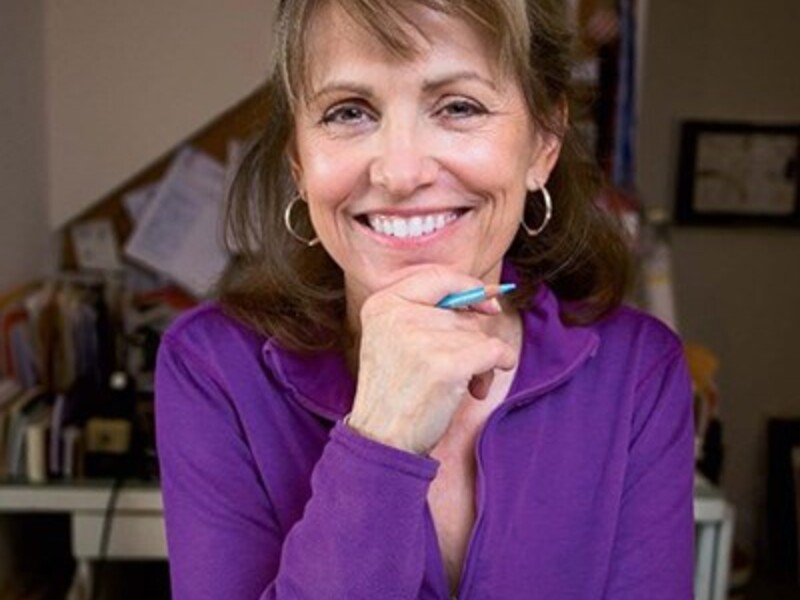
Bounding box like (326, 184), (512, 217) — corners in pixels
(0, 386), (26, 476)
(25, 407), (51, 482)
(4, 388), (48, 478)
(48, 393), (66, 477)
(62, 425), (84, 480)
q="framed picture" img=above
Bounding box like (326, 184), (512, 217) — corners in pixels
(676, 121), (800, 226)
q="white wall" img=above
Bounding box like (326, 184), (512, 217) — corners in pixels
(638, 0), (800, 557)
(0, 0), (49, 290)
(43, 0), (275, 228)
(0, 0), (49, 587)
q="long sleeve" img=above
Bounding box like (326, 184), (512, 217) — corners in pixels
(156, 334), (439, 599)
(602, 347), (695, 599)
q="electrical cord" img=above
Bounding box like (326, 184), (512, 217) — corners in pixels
(89, 475), (125, 600)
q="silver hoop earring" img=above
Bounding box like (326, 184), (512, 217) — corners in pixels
(521, 185), (553, 237)
(284, 195), (320, 247)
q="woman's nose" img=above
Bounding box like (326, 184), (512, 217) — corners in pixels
(368, 124), (439, 198)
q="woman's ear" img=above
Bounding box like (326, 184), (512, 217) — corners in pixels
(526, 101), (568, 190)
(287, 136), (304, 192)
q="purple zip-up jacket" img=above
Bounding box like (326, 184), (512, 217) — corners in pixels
(155, 284), (694, 599)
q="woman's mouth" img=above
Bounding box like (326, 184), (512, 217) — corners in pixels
(358, 209), (469, 240)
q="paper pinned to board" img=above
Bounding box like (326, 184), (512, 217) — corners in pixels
(71, 219), (123, 271)
(124, 147), (229, 297)
(123, 181), (160, 225)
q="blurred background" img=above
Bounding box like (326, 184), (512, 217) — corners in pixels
(1, 0), (799, 598)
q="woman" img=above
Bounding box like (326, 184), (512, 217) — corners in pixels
(156, 0), (694, 598)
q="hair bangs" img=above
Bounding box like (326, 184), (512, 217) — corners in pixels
(276, 0), (531, 106)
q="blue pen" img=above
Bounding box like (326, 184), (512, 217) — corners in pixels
(436, 283), (517, 309)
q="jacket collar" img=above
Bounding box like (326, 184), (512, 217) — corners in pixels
(505, 283), (599, 407)
(262, 275), (599, 422)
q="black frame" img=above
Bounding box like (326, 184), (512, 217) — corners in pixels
(675, 120), (800, 226)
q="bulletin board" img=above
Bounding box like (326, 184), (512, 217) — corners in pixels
(60, 86), (269, 269)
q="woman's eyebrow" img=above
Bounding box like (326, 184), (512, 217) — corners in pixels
(308, 82), (375, 104)
(308, 70), (498, 104)
(422, 70), (499, 93)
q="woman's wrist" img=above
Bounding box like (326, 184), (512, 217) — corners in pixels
(342, 412), (420, 455)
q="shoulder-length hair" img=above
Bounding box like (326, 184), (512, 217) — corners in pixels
(217, 0), (632, 352)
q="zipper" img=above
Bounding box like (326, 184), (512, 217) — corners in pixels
(453, 402), (510, 600)
(453, 337), (598, 598)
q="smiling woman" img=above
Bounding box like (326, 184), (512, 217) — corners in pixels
(155, 1), (694, 599)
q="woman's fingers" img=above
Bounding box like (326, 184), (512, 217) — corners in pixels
(352, 265), (519, 454)
(363, 264), (489, 311)
(466, 298), (503, 316)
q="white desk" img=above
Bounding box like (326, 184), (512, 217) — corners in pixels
(0, 480), (164, 599)
(693, 475), (735, 600)
(1, 477), (733, 598)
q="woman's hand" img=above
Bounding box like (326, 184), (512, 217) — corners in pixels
(346, 266), (518, 455)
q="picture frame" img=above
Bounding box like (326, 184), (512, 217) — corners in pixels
(675, 120), (800, 226)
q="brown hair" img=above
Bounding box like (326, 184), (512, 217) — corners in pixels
(217, 0), (631, 352)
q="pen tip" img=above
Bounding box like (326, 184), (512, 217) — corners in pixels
(499, 283), (516, 295)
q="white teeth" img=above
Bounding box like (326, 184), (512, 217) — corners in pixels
(409, 216), (423, 237)
(366, 212), (460, 238)
(393, 218), (408, 238)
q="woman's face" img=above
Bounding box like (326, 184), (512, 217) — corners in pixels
(292, 4), (561, 308)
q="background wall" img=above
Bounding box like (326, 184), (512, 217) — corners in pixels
(0, 0), (49, 291)
(43, 0), (274, 228)
(0, 0), (49, 589)
(638, 0), (800, 557)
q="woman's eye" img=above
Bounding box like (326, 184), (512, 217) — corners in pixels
(438, 99), (487, 119)
(321, 104), (372, 126)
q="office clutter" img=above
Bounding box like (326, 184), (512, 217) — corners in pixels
(0, 91), (267, 487)
(0, 277), (194, 483)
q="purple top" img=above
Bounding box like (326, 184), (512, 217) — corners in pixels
(155, 284), (694, 599)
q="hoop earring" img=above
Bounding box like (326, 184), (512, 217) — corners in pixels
(284, 195), (320, 247)
(521, 185), (553, 237)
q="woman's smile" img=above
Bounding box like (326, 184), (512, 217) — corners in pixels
(353, 206), (470, 247)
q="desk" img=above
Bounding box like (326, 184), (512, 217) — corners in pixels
(0, 480), (164, 599)
(694, 475), (735, 600)
(1, 478), (733, 598)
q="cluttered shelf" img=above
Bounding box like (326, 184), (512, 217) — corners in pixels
(1, 88), (269, 490)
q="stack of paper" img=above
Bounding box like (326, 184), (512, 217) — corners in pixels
(124, 147), (230, 297)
